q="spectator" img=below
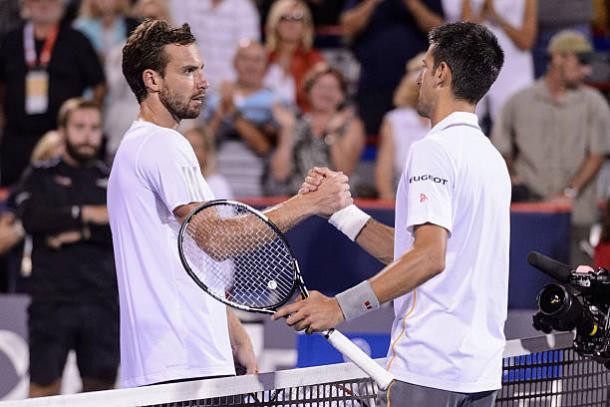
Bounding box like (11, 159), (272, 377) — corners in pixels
(492, 30), (610, 265)
(14, 98), (118, 396)
(205, 40), (276, 197)
(0, 0), (106, 187)
(375, 53), (429, 200)
(73, 0), (139, 63)
(184, 126), (234, 199)
(132, 0), (172, 22)
(169, 0), (260, 89)
(269, 64), (365, 195)
(30, 129), (64, 164)
(104, 0), (173, 161)
(533, 0), (594, 78)
(340, 0), (443, 136)
(461, 0), (537, 122)
(264, 0), (324, 110)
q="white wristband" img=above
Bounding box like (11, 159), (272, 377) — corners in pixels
(328, 205), (371, 241)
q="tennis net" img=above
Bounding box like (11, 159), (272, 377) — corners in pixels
(2, 332), (609, 406)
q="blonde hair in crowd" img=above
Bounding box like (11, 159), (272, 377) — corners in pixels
(265, 0), (314, 53)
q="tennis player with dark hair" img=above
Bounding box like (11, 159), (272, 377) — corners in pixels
(274, 22), (509, 406)
(107, 19), (352, 387)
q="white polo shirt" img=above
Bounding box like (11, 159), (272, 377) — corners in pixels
(108, 120), (234, 388)
(388, 112), (511, 392)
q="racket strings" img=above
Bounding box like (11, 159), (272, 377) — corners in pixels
(181, 204), (297, 309)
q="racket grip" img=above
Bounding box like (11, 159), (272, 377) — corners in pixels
(324, 329), (394, 390)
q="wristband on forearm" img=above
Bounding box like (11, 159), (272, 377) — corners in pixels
(336, 280), (380, 321)
(328, 205), (371, 241)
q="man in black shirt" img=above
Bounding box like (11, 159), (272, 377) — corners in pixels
(15, 98), (117, 397)
(0, 0), (106, 187)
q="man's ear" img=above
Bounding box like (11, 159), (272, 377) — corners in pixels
(142, 69), (162, 94)
(434, 61), (451, 89)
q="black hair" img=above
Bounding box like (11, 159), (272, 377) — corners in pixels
(428, 22), (504, 104)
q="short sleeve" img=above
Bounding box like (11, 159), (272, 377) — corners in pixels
(587, 90), (610, 155)
(403, 139), (455, 234)
(136, 131), (208, 213)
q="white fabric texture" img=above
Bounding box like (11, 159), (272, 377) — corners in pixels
(108, 121), (234, 387)
(388, 112), (511, 393)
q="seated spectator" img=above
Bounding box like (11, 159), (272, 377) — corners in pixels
(73, 0), (139, 63)
(104, 0), (173, 161)
(205, 40), (276, 197)
(462, 0), (537, 123)
(169, 0), (260, 89)
(375, 53), (429, 200)
(0, 0), (106, 187)
(264, 0), (324, 110)
(30, 130), (65, 164)
(492, 30), (610, 265)
(269, 64), (365, 195)
(184, 126), (234, 199)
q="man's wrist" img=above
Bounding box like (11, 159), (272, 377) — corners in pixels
(335, 281), (380, 322)
(328, 205), (371, 241)
(563, 186), (578, 199)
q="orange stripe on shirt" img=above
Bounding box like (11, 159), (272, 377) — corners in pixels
(386, 290), (417, 372)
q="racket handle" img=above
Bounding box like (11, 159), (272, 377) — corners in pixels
(323, 329), (394, 390)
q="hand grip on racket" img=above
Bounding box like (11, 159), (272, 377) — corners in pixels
(177, 199), (395, 390)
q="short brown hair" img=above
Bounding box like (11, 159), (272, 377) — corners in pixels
(303, 63), (348, 96)
(57, 98), (100, 129)
(122, 19), (196, 103)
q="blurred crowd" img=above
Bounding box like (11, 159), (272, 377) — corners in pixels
(0, 0), (609, 298)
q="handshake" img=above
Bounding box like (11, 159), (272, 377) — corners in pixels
(297, 167), (353, 217)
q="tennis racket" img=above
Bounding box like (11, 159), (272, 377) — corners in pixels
(177, 199), (394, 390)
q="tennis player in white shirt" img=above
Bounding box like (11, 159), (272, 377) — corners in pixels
(108, 19), (352, 388)
(275, 22), (510, 406)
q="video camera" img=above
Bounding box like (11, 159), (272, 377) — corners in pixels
(528, 251), (610, 367)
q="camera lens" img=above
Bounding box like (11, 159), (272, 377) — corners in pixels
(538, 283), (570, 316)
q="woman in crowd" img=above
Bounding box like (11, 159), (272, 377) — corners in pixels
(269, 64), (365, 195)
(375, 53), (429, 200)
(264, 0), (324, 110)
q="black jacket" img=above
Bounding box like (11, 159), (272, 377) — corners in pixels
(14, 158), (116, 302)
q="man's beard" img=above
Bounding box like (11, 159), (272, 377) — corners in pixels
(66, 141), (99, 164)
(160, 87), (201, 120)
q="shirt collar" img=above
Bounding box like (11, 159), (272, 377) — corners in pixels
(429, 111), (480, 135)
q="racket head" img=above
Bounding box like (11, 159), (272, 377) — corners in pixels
(178, 199), (300, 314)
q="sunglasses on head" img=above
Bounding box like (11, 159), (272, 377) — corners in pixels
(280, 11), (304, 22)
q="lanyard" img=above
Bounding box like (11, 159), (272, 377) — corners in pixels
(24, 22), (59, 69)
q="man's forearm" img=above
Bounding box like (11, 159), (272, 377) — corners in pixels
(340, 0), (380, 38)
(569, 153), (605, 193)
(404, 0), (443, 33)
(355, 218), (395, 265)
